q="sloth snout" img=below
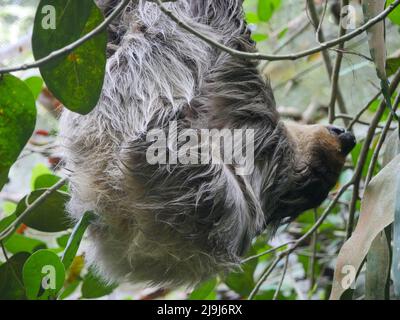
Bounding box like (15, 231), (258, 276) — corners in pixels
(339, 132), (356, 155)
(327, 125), (356, 155)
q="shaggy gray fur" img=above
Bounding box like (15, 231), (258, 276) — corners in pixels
(59, 0), (343, 287)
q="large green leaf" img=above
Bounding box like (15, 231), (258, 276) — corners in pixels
(15, 189), (71, 233)
(4, 234), (47, 254)
(0, 252), (30, 300)
(32, 0), (107, 115)
(23, 249), (65, 300)
(0, 74), (37, 190)
(257, 0), (281, 22)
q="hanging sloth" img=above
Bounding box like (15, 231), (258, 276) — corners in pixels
(59, 0), (356, 287)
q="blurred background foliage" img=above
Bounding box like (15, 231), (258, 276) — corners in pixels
(0, 0), (400, 300)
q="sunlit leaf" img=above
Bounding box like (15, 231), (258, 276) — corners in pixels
(81, 268), (117, 299)
(365, 229), (391, 300)
(62, 211), (95, 270)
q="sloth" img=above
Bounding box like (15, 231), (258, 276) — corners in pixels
(59, 0), (356, 287)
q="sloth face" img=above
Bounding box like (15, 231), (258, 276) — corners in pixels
(268, 122), (356, 225)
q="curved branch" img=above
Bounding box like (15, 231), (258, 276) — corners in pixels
(0, 0), (131, 75)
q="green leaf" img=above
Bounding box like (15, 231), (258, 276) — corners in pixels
(0, 252), (30, 300)
(4, 234), (47, 254)
(189, 278), (218, 300)
(15, 189), (71, 233)
(2, 201), (17, 215)
(258, 0), (281, 22)
(0, 74), (37, 191)
(245, 11), (259, 24)
(62, 211), (95, 270)
(32, 0), (107, 115)
(24, 76), (44, 100)
(81, 268), (117, 299)
(33, 174), (68, 192)
(0, 214), (16, 234)
(362, 0), (387, 79)
(23, 249), (65, 300)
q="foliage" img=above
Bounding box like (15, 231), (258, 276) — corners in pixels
(0, 0), (400, 300)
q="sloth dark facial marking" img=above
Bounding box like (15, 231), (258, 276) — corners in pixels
(264, 122), (356, 227)
(59, 0), (357, 287)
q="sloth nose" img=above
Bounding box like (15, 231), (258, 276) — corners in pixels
(326, 125), (356, 155)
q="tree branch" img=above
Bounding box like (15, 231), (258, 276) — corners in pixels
(0, 0), (131, 75)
